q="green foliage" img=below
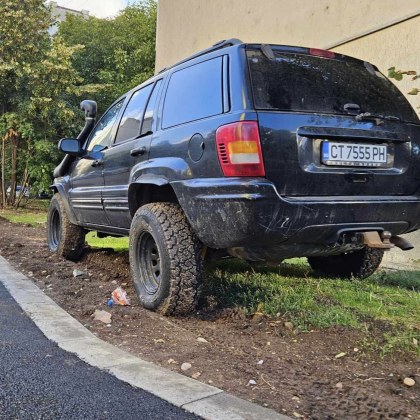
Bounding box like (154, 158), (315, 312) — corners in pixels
(0, 0), (51, 111)
(388, 67), (419, 97)
(58, 0), (157, 112)
(0, 1), (156, 205)
(0, 1), (86, 204)
(408, 88), (420, 95)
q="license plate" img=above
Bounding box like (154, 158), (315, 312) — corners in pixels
(322, 141), (388, 167)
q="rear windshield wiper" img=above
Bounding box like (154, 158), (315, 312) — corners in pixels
(355, 112), (401, 122)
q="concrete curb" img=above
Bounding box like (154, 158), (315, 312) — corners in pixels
(0, 256), (289, 420)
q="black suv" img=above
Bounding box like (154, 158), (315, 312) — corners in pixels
(48, 39), (420, 315)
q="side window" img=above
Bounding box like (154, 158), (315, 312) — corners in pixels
(115, 84), (154, 144)
(86, 100), (124, 152)
(162, 57), (223, 129)
(140, 79), (162, 136)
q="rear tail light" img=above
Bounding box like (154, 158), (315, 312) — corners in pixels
(216, 121), (265, 177)
(309, 48), (335, 59)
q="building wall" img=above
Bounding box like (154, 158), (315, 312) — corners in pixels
(156, 0), (419, 110)
(156, 1), (419, 63)
(331, 16), (420, 112)
(49, 2), (89, 35)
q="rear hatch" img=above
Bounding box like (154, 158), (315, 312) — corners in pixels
(246, 46), (420, 196)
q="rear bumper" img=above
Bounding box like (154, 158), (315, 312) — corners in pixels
(171, 178), (420, 249)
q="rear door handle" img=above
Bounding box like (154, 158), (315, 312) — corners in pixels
(130, 146), (147, 157)
(91, 159), (103, 167)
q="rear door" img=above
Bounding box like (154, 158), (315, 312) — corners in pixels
(102, 80), (163, 228)
(152, 55), (231, 180)
(246, 48), (420, 197)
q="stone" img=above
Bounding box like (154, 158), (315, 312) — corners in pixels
(73, 269), (85, 277)
(92, 309), (112, 324)
(403, 377), (415, 387)
(335, 352), (347, 359)
(181, 362), (192, 371)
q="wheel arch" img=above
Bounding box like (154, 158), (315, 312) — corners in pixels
(128, 176), (178, 218)
(50, 182), (78, 224)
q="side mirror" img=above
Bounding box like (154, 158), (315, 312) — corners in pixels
(58, 138), (83, 156)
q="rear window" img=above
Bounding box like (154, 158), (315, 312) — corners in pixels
(247, 49), (418, 123)
(162, 57), (223, 128)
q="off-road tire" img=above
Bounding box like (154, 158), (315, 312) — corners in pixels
(129, 202), (202, 316)
(307, 247), (384, 279)
(47, 193), (85, 261)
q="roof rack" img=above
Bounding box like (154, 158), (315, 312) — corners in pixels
(157, 38), (243, 74)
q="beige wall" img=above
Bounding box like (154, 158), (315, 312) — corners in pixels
(156, 0), (419, 110)
(332, 16), (420, 111)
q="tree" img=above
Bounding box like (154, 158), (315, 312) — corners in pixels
(0, 1), (102, 207)
(58, 0), (157, 113)
(0, 1), (157, 208)
(0, 0), (50, 206)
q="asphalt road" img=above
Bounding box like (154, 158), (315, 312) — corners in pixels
(0, 282), (198, 420)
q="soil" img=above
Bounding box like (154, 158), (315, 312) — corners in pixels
(0, 216), (419, 419)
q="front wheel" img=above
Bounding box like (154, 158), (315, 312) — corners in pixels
(47, 193), (85, 261)
(307, 247), (384, 279)
(129, 203), (202, 315)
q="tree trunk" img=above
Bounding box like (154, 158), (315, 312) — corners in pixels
(15, 168), (29, 209)
(1, 137), (6, 208)
(7, 133), (18, 206)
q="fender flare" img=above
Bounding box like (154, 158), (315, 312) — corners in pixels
(132, 174), (169, 187)
(127, 174), (177, 217)
(50, 182), (78, 225)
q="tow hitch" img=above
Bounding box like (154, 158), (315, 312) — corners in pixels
(362, 231), (414, 251)
(362, 231), (394, 250)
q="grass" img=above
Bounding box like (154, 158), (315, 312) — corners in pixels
(205, 259), (420, 326)
(0, 201), (129, 250)
(0, 199), (48, 226)
(2, 202), (419, 355)
(204, 258), (420, 355)
(85, 231), (129, 251)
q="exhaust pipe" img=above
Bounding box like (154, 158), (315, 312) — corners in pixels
(390, 235), (414, 251)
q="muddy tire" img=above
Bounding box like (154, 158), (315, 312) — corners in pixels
(129, 202), (202, 316)
(47, 193), (85, 261)
(307, 247), (384, 279)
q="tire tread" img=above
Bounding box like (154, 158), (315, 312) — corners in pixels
(130, 203), (202, 315)
(47, 193), (85, 261)
(308, 247), (384, 279)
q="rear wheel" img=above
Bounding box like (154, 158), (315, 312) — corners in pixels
(47, 193), (85, 261)
(129, 202), (202, 315)
(307, 247), (384, 279)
